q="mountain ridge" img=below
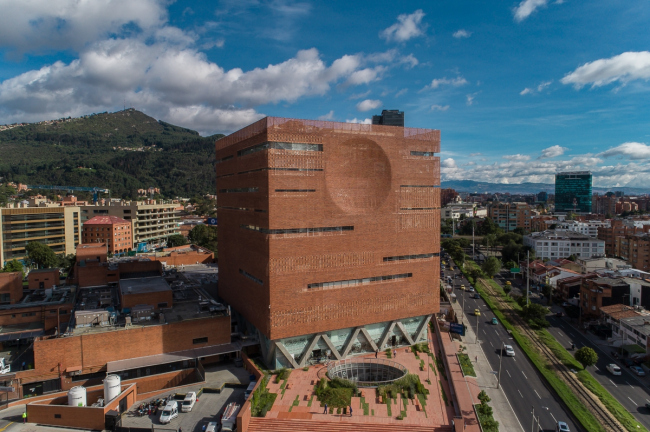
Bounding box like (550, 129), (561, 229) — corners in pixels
(441, 179), (648, 195)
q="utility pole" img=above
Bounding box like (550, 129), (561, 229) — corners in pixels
(526, 250), (530, 306)
(462, 291), (465, 325)
(476, 313), (480, 344)
(472, 223), (475, 261)
(531, 406), (535, 432)
(497, 342), (504, 389)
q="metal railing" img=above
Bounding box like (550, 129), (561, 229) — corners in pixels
(326, 358), (407, 388)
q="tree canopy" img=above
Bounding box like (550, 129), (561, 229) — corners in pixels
(26, 241), (59, 269)
(481, 257), (502, 279)
(189, 224), (218, 253)
(574, 347), (598, 368)
(167, 234), (189, 248)
(2, 259), (24, 277)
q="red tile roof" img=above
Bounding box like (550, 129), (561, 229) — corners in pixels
(83, 216), (131, 225)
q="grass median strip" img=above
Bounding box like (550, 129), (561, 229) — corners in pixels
(458, 353), (477, 377)
(463, 260), (648, 432)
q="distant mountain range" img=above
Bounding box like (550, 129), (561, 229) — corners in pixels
(441, 180), (648, 195)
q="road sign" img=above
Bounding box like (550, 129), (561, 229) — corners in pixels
(510, 268), (520, 273)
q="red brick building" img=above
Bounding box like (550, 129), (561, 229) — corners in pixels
(28, 268), (60, 290)
(82, 216), (132, 255)
(215, 117), (440, 368)
(0, 272), (22, 304)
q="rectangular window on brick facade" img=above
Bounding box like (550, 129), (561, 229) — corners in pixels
(54, 414), (61, 419)
(237, 141), (323, 157)
(308, 273), (412, 289)
(241, 225), (353, 235)
(193, 337), (208, 344)
(239, 269), (263, 285)
(275, 189), (316, 192)
(410, 151), (435, 157)
(383, 253), (438, 262)
(218, 187), (259, 193)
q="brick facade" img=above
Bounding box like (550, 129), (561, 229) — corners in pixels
(28, 269), (60, 290)
(18, 315), (230, 386)
(0, 272), (22, 304)
(215, 117), (440, 341)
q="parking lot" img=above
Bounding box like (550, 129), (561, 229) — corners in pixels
(121, 388), (246, 432)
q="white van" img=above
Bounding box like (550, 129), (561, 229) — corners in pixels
(181, 392), (197, 412)
(159, 400), (179, 424)
(244, 381), (256, 400)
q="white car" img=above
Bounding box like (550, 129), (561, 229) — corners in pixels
(606, 364), (622, 376)
(504, 345), (515, 357)
(556, 421), (570, 432)
(206, 422), (218, 432)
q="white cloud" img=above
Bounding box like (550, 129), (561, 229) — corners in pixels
(344, 66), (386, 86)
(598, 142), (650, 160)
(503, 154), (531, 161)
(430, 104), (450, 111)
(513, 0), (548, 22)
(0, 0), (168, 54)
(520, 80), (552, 95)
(540, 145), (568, 158)
(441, 158), (457, 168)
(469, 153), (482, 157)
(345, 118), (372, 124)
(453, 29), (472, 39)
(0, 35), (392, 134)
(380, 10), (427, 43)
(561, 51), (650, 89)
(424, 76), (468, 90)
(466, 94), (475, 105)
(318, 110), (335, 121)
(356, 99), (382, 112)
(395, 88), (408, 97)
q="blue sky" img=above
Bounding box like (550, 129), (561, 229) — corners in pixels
(0, 0), (649, 188)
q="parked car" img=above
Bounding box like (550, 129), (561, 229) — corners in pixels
(645, 401), (650, 410)
(491, 317), (498, 325)
(623, 358), (635, 368)
(206, 422), (218, 432)
(606, 364), (622, 376)
(474, 308), (481, 316)
(474, 293), (481, 299)
(504, 345), (515, 356)
(556, 421), (570, 432)
(631, 365), (646, 376)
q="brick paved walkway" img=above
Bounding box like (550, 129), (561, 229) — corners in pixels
(257, 340), (454, 430)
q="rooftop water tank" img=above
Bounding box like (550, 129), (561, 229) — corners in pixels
(104, 375), (121, 402)
(68, 386), (87, 407)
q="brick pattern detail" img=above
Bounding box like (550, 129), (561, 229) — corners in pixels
(216, 117), (440, 341)
(270, 252), (375, 275)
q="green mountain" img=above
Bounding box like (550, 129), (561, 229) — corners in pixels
(0, 109), (223, 199)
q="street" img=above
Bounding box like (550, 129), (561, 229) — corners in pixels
(443, 256), (580, 432)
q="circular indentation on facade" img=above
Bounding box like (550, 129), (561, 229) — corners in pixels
(326, 359), (407, 388)
(325, 138), (391, 214)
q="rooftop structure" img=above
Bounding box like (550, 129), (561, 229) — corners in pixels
(371, 109), (404, 127)
(215, 116), (440, 368)
(524, 229), (605, 260)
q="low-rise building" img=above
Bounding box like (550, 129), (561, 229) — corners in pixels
(524, 229), (605, 261)
(615, 233), (650, 272)
(555, 220), (610, 237)
(600, 304), (650, 352)
(598, 219), (650, 256)
(576, 256), (630, 274)
(580, 277), (630, 319)
(140, 244), (215, 267)
(0, 272), (22, 305)
(557, 274), (598, 301)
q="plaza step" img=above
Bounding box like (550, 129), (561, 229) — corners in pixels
(248, 417), (453, 432)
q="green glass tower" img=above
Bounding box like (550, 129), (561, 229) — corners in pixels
(555, 171), (592, 213)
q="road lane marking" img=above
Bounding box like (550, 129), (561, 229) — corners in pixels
(626, 381), (634, 388)
(608, 379), (618, 387)
(550, 413), (557, 423)
(518, 390), (523, 398)
(594, 366), (599, 371)
(489, 341), (493, 347)
(522, 371), (528, 379)
(495, 330), (499, 335)
(568, 332), (576, 338)
(628, 397), (638, 406)
(506, 370), (511, 378)
(534, 389), (541, 399)
(483, 329), (486, 335)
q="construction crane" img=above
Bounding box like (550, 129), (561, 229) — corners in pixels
(26, 185), (110, 204)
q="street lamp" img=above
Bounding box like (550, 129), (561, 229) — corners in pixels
(476, 313), (480, 344)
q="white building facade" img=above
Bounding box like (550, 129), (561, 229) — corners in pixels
(524, 229), (605, 260)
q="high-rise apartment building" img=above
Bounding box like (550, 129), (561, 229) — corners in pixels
(615, 233), (650, 271)
(371, 109), (404, 127)
(555, 171), (592, 213)
(0, 206), (80, 268)
(79, 201), (180, 251)
(215, 117), (440, 368)
(487, 202), (532, 232)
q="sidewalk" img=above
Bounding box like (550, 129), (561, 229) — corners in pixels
(449, 296), (524, 431)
